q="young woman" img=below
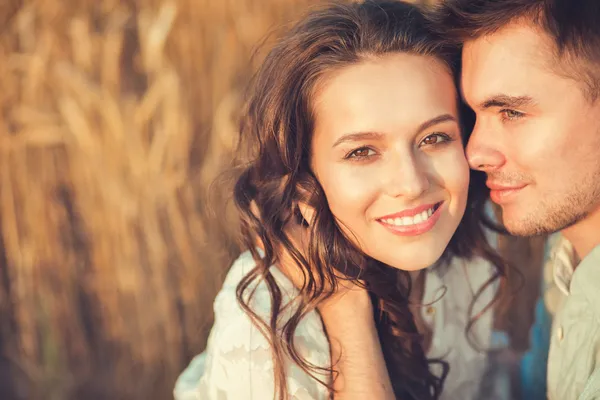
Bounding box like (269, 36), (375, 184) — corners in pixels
(175, 1), (507, 399)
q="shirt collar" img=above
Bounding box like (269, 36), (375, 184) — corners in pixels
(550, 236), (577, 296)
(550, 236), (600, 299)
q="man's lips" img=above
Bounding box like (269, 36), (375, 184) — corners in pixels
(487, 181), (528, 204)
(486, 181), (528, 191)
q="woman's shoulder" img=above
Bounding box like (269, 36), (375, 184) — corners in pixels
(190, 250), (330, 399)
(220, 250), (260, 289)
(221, 250), (299, 288)
(207, 248), (329, 344)
(215, 250), (298, 318)
(211, 250), (330, 349)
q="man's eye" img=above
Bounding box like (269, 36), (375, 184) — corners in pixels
(420, 133), (451, 146)
(346, 147), (376, 159)
(500, 109), (525, 121)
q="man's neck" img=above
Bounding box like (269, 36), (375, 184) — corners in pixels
(561, 206), (600, 267)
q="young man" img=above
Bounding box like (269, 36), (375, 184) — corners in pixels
(435, 0), (600, 398)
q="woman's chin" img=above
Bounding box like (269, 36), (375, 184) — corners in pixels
(382, 249), (446, 272)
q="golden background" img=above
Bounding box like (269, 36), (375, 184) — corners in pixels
(0, 1), (543, 399)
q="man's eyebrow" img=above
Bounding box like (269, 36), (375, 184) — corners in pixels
(332, 114), (457, 148)
(480, 95), (536, 109)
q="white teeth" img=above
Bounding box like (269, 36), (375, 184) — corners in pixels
(380, 206), (437, 227)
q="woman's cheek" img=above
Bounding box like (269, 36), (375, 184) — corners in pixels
(432, 147), (470, 197)
(320, 167), (381, 220)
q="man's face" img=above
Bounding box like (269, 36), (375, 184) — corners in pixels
(463, 21), (600, 236)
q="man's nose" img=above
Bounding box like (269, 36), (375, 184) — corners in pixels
(466, 124), (506, 172)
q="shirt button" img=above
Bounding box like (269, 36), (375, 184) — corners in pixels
(557, 326), (564, 341)
(426, 306), (436, 317)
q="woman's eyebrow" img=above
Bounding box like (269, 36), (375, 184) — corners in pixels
(332, 131), (385, 148)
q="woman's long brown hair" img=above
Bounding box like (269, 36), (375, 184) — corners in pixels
(232, 1), (507, 399)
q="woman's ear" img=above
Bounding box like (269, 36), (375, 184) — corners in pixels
(294, 175), (321, 227)
(297, 201), (316, 227)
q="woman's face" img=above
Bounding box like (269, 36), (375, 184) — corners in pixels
(310, 53), (469, 271)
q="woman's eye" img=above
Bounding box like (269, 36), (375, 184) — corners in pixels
(346, 147), (376, 159)
(500, 109), (525, 121)
(421, 133), (450, 146)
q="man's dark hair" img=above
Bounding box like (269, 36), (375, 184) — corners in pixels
(430, 0), (600, 100)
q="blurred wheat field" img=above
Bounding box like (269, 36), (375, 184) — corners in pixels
(0, 0), (545, 399)
(0, 0), (322, 398)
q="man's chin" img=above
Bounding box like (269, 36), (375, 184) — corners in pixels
(499, 208), (542, 237)
(503, 223), (544, 237)
(500, 199), (589, 237)
(502, 212), (558, 237)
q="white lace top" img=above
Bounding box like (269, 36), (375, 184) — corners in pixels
(174, 250), (499, 400)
